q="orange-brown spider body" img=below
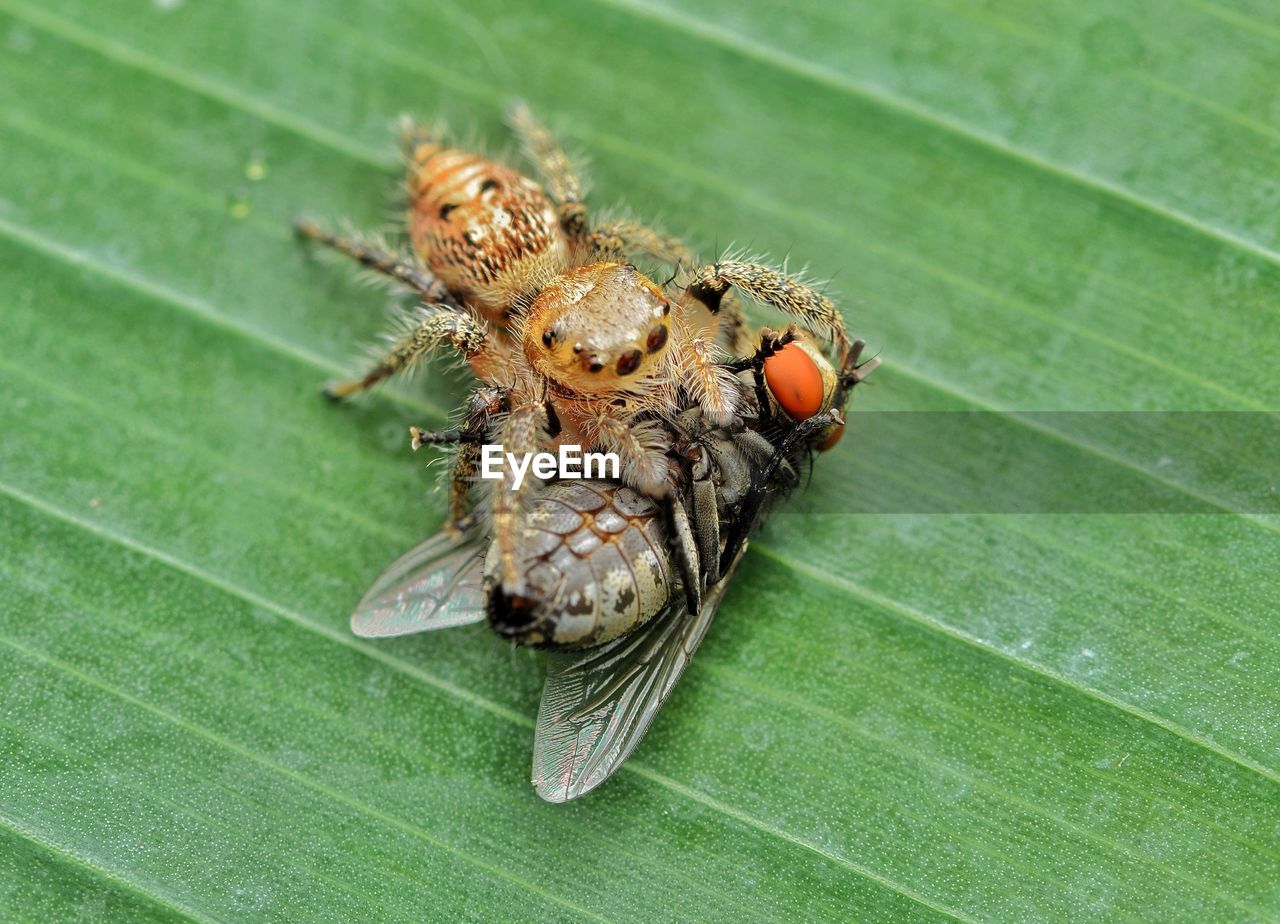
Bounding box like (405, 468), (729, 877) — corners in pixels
(406, 143), (568, 325)
(524, 262), (677, 396)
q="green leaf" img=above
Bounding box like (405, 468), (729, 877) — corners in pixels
(1, 0), (1276, 920)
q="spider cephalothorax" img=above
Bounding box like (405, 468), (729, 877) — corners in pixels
(522, 262), (675, 396)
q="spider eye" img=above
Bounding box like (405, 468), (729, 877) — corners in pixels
(438, 202), (457, 220)
(615, 349), (642, 376)
(763, 343), (824, 421)
(645, 324), (668, 353)
(541, 329), (556, 348)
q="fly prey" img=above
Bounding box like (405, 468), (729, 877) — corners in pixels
(348, 337), (875, 801)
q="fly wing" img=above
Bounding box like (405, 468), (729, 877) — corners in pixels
(350, 527), (489, 637)
(532, 547), (746, 802)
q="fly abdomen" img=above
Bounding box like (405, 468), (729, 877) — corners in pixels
(485, 481), (672, 649)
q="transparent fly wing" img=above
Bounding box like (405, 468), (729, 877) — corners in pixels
(532, 548), (746, 802)
(350, 527), (489, 637)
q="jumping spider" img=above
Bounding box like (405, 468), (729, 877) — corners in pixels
(295, 102), (854, 591)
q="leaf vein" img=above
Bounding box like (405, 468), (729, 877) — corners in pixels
(0, 481), (973, 921)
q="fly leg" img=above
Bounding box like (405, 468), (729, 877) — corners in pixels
(665, 492), (703, 616)
(408, 427), (476, 448)
(406, 428), (487, 536)
(833, 338), (880, 406)
(408, 384), (507, 450)
(687, 445), (721, 589)
(293, 218), (455, 306)
(409, 387), (507, 535)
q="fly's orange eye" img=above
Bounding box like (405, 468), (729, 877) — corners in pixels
(763, 343), (824, 420)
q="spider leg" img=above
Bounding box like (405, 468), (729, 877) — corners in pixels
(586, 218), (692, 266)
(678, 335), (741, 427)
(324, 308), (510, 400)
(686, 260), (850, 359)
(505, 101), (588, 242)
(293, 218), (454, 305)
(397, 114), (441, 162)
(490, 400), (548, 588)
(588, 414), (674, 498)
(715, 294), (752, 356)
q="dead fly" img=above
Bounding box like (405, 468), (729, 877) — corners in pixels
(295, 103), (877, 801)
(347, 335), (875, 802)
